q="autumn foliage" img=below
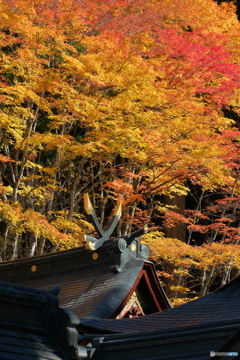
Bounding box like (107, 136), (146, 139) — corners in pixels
(0, 0), (240, 302)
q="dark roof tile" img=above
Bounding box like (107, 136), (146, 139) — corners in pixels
(0, 328), (65, 360)
(0, 282), (70, 360)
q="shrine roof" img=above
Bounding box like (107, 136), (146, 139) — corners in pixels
(0, 194), (171, 319)
(78, 273), (240, 335)
(0, 244), (165, 319)
(0, 281), (70, 360)
(0, 326), (67, 360)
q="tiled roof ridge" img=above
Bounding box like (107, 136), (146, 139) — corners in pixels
(83, 258), (145, 319)
(0, 245), (92, 267)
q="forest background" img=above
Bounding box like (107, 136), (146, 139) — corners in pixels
(1, 0), (240, 305)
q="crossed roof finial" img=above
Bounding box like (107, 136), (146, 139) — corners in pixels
(84, 193), (122, 250)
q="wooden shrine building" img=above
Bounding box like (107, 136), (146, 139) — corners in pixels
(2, 194), (240, 359)
(0, 194), (171, 359)
(0, 194), (170, 321)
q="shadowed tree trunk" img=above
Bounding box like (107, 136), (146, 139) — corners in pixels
(164, 195), (186, 242)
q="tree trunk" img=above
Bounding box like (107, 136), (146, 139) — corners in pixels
(164, 195), (186, 242)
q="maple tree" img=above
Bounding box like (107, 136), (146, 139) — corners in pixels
(0, 0), (240, 303)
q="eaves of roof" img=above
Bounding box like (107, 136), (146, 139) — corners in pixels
(89, 325), (239, 360)
(78, 273), (240, 335)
